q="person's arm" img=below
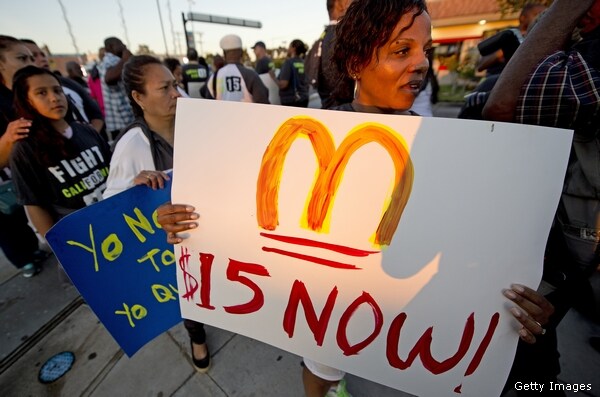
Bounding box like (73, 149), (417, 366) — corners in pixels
(482, 0), (595, 121)
(277, 60), (291, 89)
(251, 76), (270, 104)
(476, 50), (504, 72)
(0, 119), (31, 167)
(25, 205), (55, 239)
(239, 67), (270, 104)
(277, 79), (289, 89)
(104, 49), (132, 85)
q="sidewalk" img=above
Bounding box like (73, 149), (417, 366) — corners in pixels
(1, 105), (599, 397)
(0, 254), (415, 397)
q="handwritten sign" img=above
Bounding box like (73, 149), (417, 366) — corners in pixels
(172, 99), (572, 396)
(46, 180), (180, 357)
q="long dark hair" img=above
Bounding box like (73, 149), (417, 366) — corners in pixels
(12, 65), (73, 165)
(332, 0), (428, 101)
(122, 55), (163, 117)
(289, 39), (307, 58)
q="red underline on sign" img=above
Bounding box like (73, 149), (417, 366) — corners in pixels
(262, 247), (362, 270)
(260, 232), (380, 257)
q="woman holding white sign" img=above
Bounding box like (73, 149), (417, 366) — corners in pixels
(328, 1), (554, 394)
(103, 55), (211, 373)
(157, 0), (554, 394)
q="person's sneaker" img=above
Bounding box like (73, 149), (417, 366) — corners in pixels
(326, 378), (352, 397)
(22, 263), (40, 278)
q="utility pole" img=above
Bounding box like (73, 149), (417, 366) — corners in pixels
(196, 32), (203, 55)
(174, 32), (185, 57)
(167, 0), (180, 56)
(117, 0), (131, 48)
(187, 0), (195, 37)
(156, 0), (169, 56)
(56, 0), (81, 61)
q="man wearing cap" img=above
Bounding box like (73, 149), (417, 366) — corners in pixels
(205, 34), (269, 103)
(252, 41), (274, 75)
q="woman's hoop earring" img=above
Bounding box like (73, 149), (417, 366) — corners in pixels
(351, 74), (359, 99)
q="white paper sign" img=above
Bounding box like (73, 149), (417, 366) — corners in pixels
(259, 72), (281, 105)
(172, 99), (572, 397)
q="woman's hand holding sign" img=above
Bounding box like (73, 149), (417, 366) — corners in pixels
(133, 170), (170, 190)
(157, 203), (199, 244)
(503, 284), (554, 344)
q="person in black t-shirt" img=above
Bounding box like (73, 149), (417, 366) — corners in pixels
(276, 39), (309, 107)
(10, 66), (112, 239)
(181, 48), (209, 98)
(252, 41), (274, 75)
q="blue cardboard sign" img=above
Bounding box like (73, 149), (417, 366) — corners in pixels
(46, 179), (180, 356)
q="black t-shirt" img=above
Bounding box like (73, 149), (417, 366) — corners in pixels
(278, 57), (308, 104)
(10, 122), (112, 221)
(255, 56), (274, 74)
(182, 62), (209, 95)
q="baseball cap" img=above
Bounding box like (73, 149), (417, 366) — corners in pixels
(252, 41), (266, 49)
(220, 34), (243, 51)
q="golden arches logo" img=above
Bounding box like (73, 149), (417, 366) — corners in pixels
(256, 116), (414, 246)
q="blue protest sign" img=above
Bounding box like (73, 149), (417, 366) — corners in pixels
(46, 180), (181, 356)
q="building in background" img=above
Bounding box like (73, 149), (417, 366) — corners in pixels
(429, 0), (519, 89)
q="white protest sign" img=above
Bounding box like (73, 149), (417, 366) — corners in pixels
(172, 99), (572, 396)
(259, 72), (281, 105)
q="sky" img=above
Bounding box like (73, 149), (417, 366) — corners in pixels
(1, 0), (329, 59)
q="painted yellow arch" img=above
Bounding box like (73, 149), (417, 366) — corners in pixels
(256, 117), (414, 246)
(256, 117), (335, 230)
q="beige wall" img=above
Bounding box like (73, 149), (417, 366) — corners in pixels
(432, 18), (518, 42)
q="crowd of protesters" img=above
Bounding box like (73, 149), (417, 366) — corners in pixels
(1, 0), (598, 396)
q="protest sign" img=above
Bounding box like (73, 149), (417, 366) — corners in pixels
(171, 99), (572, 396)
(46, 180), (180, 357)
(259, 72), (281, 105)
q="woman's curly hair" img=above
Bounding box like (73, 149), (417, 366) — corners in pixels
(331, 0), (428, 100)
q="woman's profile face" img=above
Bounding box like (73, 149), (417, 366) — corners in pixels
(27, 74), (68, 120)
(0, 43), (34, 87)
(356, 10), (432, 111)
(135, 64), (181, 119)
